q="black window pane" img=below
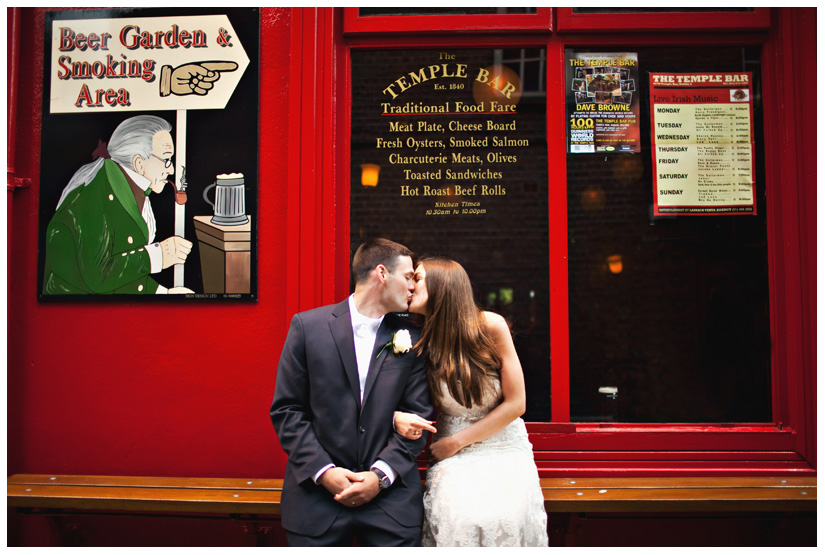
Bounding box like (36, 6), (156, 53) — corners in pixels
(360, 8), (537, 17)
(351, 48), (550, 421)
(567, 46), (771, 424)
(572, 8), (753, 14)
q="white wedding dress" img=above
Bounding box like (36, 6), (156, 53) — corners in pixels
(421, 379), (548, 547)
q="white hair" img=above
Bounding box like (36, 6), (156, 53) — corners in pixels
(55, 115), (172, 209)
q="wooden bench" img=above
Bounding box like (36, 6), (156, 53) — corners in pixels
(8, 474), (816, 545)
(8, 474), (283, 516)
(541, 476), (816, 513)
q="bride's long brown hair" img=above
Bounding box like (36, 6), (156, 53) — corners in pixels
(415, 258), (502, 409)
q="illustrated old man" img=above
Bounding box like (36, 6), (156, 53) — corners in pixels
(43, 115), (193, 295)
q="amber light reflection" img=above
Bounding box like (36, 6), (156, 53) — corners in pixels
(361, 163), (381, 187)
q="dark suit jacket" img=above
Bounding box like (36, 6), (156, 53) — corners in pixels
(270, 299), (433, 536)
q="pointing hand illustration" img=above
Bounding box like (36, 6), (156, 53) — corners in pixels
(160, 61), (239, 97)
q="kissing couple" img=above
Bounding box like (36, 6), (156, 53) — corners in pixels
(270, 238), (547, 546)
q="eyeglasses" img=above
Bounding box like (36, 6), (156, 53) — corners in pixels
(151, 153), (173, 168)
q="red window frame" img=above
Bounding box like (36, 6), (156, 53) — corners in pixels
(287, 7), (815, 476)
(343, 6), (552, 34)
(556, 7), (770, 33)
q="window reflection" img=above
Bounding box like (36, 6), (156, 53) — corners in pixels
(567, 46), (771, 424)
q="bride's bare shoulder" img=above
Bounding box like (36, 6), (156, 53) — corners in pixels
(481, 311), (508, 334)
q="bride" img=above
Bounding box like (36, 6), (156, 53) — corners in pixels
(394, 257), (547, 547)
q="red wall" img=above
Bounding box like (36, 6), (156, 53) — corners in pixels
(7, 7), (292, 480)
(6, 6), (816, 547)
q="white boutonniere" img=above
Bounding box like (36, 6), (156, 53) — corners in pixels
(376, 329), (412, 358)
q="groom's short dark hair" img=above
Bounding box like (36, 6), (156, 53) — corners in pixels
(352, 238), (415, 284)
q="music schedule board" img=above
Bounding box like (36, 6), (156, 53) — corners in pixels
(650, 72), (756, 216)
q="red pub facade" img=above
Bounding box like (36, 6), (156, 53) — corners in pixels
(7, 7), (816, 546)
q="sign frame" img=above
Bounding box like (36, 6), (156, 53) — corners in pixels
(37, 7), (260, 301)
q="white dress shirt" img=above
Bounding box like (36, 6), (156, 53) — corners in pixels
(312, 295), (397, 486)
(349, 294), (385, 401)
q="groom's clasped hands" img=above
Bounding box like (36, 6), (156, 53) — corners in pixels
(319, 467), (381, 508)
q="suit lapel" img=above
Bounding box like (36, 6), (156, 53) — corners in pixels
(362, 316), (396, 407)
(329, 300), (362, 409)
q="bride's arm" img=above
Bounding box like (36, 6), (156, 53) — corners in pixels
(429, 311), (526, 462)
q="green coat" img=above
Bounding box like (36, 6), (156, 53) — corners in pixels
(43, 159), (160, 295)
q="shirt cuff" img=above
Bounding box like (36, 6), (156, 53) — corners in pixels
(313, 464), (335, 484)
(146, 242), (163, 274)
(371, 460), (397, 485)
(155, 284), (168, 294)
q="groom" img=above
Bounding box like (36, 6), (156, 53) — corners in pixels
(270, 238), (434, 546)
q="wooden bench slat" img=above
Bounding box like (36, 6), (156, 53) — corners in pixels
(546, 486), (815, 501)
(541, 479), (815, 512)
(544, 499), (814, 513)
(7, 484), (283, 502)
(7, 475), (283, 491)
(8, 484), (282, 515)
(11, 475), (812, 490)
(539, 476), (816, 489)
(544, 489), (815, 512)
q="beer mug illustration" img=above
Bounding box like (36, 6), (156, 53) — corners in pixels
(203, 173), (249, 226)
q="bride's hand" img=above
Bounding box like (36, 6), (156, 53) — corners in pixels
(394, 411), (437, 440)
(428, 436), (462, 463)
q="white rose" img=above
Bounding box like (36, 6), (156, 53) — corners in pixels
(392, 329), (412, 355)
